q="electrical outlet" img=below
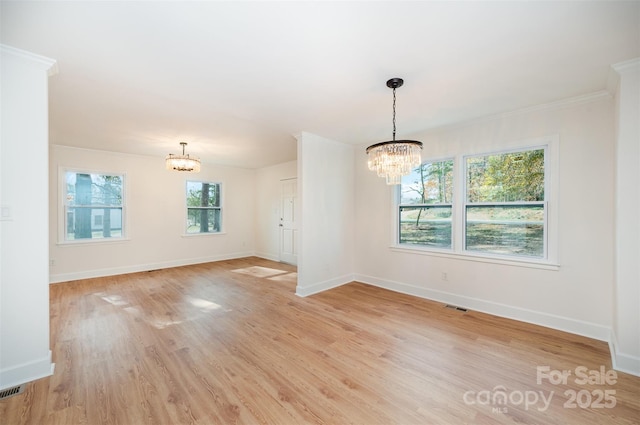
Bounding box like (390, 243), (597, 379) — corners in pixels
(49, 259), (55, 267)
(441, 272), (448, 282)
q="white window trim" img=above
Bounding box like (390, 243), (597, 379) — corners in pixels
(57, 167), (128, 245)
(391, 135), (559, 270)
(397, 156), (455, 251)
(181, 232), (227, 238)
(183, 180), (223, 236)
(463, 145), (548, 259)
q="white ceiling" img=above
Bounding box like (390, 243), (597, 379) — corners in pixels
(2, 1), (639, 169)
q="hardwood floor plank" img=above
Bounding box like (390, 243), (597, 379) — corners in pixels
(1, 257), (638, 424)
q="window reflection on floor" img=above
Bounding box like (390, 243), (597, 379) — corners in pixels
(94, 291), (225, 329)
(231, 266), (297, 283)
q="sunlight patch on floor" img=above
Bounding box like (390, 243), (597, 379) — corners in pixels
(267, 272), (298, 283)
(186, 296), (221, 312)
(96, 292), (223, 329)
(96, 293), (128, 306)
(232, 266), (290, 278)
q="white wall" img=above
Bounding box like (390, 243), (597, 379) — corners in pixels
(0, 45), (56, 390)
(296, 132), (354, 296)
(254, 160), (297, 261)
(612, 59), (640, 375)
(354, 94), (616, 342)
(49, 145), (256, 282)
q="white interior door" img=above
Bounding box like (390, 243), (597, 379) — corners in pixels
(280, 178), (297, 265)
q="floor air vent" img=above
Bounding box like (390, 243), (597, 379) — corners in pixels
(0, 384), (25, 400)
(445, 304), (468, 313)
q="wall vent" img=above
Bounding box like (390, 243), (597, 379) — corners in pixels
(444, 304), (468, 313)
(0, 384), (25, 400)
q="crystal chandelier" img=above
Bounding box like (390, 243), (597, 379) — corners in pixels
(366, 78), (423, 185)
(166, 142), (201, 172)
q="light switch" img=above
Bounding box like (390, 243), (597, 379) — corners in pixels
(1, 205), (12, 221)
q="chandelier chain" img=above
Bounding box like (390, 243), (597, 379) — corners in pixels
(392, 87), (397, 141)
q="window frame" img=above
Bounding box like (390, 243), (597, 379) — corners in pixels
(397, 157), (455, 251)
(392, 136), (559, 270)
(184, 180), (223, 236)
(463, 146), (548, 260)
(58, 167), (128, 245)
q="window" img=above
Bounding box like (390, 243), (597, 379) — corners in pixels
(395, 141), (554, 265)
(465, 148), (545, 258)
(399, 159), (454, 249)
(186, 181), (221, 234)
(64, 171), (124, 241)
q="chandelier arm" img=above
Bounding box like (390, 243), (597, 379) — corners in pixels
(365, 140), (423, 153)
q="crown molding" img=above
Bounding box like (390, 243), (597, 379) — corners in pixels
(0, 44), (58, 76)
(418, 90), (612, 136)
(607, 58), (640, 96)
(498, 91), (612, 117)
(612, 57), (640, 73)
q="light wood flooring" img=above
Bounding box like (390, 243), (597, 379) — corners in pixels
(1, 257), (639, 424)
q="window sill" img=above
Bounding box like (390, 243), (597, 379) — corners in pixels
(181, 232), (226, 238)
(57, 238), (131, 247)
(390, 245), (560, 271)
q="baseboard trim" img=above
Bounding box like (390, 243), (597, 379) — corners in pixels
(609, 333), (640, 377)
(296, 274), (353, 297)
(0, 351), (55, 391)
(253, 252), (281, 262)
(49, 252), (254, 283)
(353, 273), (611, 342)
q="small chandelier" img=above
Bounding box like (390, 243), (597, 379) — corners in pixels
(366, 78), (423, 185)
(166, 142), (201, 172)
